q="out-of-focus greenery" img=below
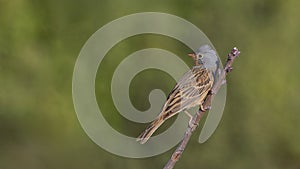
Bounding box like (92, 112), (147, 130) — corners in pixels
(1, 0), (300, 168)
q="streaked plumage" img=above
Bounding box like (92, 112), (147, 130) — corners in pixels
(137, 45), (218, 144)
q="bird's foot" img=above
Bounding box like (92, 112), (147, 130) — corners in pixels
(184, 111), (198, 128)
(200, 104), (211, 112)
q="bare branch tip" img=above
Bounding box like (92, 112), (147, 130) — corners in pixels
(231, 47), (241, 57)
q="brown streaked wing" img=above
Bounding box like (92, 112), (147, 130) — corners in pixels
(158, 67), (214, 120)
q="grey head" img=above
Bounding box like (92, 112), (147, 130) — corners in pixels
(196, 44), (219, 71)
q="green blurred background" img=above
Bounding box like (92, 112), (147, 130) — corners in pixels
(1, 0), (300, 168)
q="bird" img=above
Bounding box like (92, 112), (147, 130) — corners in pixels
(137, 44), (219, 144)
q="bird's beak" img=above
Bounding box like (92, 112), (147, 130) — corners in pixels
(188, 53), (201, 66)
(188, 53), (196, 59)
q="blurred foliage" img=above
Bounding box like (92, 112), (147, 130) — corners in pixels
(1, 0), (300, 168)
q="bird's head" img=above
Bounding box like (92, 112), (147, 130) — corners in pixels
(189, 44), (219, 71)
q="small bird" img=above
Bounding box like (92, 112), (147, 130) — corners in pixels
(137, 44), (219, 144)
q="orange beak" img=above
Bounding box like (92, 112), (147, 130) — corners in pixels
(188, 53), (200, 66)
(188, 53), (196, 59)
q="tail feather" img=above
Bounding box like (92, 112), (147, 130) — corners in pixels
(137, 116), (164, 144)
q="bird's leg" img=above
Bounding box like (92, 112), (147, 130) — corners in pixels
(184, 110), (196, 128)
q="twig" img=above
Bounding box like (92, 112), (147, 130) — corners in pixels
(163, 47), (241, 169)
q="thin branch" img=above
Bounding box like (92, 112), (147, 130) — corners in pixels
(163, 47), (241, 169)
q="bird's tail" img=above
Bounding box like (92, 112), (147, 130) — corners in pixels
(137, 115), (165, 144)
